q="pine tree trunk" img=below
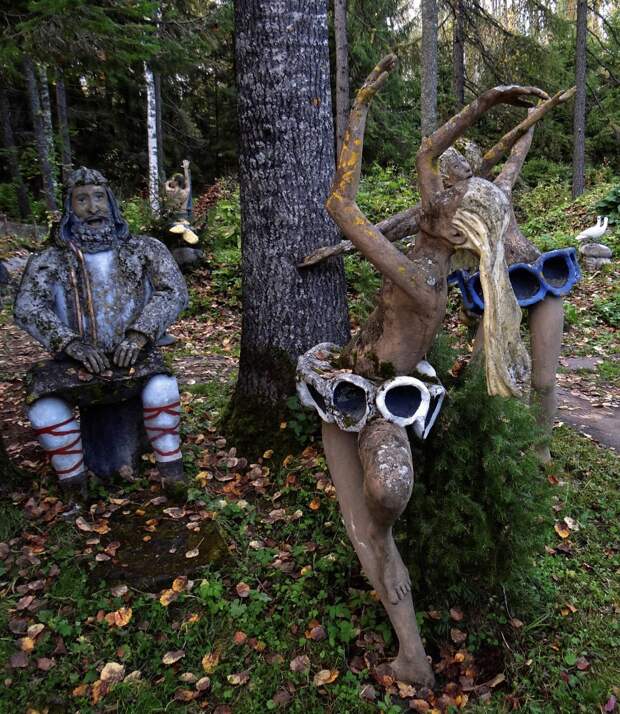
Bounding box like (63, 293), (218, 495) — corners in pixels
(452, 0), (465, 107)
(55, 70), (73, 184)
(144, 62), (160, 214)
(24, 57), (58, 212)
(229, 0), (350, 453)
(572, 0), (587, 198)
(0, 83), (31, 219)
(154, 72), (165, 183)
(421, 0), (438, 136)
(334, 0), (350, 157)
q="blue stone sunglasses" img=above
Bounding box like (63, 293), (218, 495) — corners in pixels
(448, 247), (581, 313)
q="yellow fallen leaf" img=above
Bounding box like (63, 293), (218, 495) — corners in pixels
(100, 662), (125, 683)
(27, 624), (44, 639)
(201, 651), (220, 673)
(227, 671), (249, 686)
(172, 576), (188, 592)
(159, 589), (178, 607)
(554, 522), (570, 539)
(162, 649), (185, 665)
(19, 637), (35, 652)
(313, 669), (339, 686)
(105, 607), (132, 628)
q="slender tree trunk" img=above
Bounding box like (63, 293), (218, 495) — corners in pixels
(24, 57), (58, 212)
(55, 70), (73, 184)
(0, 84), (31, 219)
(452, 0), (465, 107)
(572, 0), (587, 198)
(154, 72), (165, 183)
(421, 0), (438, 136)
(229, 0), (350, 454)
(334, 0), (350, 157)
(37, 65), (56, 165)
(144, 62), (160, 213)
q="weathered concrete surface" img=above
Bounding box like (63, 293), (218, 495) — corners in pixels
(557, 387), (619, 452)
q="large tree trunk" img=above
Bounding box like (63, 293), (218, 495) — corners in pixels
(144, 62), (160, 214)
(452, 0), (465, 107)
(572, 0), (587, 198)
(334, 0), (350, 156)
(421, 0), (438, 136)
(55, 70), (73, 184)
(229, 0), (350, 453)
(154, 72), (166, 183)
(0, 83), (31, 219)
(24, 57), (58, 212)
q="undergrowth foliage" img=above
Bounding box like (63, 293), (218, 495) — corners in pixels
(405, 343), (550, 605)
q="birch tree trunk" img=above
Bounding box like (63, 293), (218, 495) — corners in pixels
(37, 65), (56, 166)
(229, 0), (350, 453)
(144, 62), (160, 214)
(154, 72), (165, 184)
(0, 84), (31, 219)
(572, 0), (587, 198)
(334, 0), (350, 157)
(55, 70), (73, 184)
(452, 0), (465, 107)
(421, 0), (438, 136)
(24, 57), (58, 212)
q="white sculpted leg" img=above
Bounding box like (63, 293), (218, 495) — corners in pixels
(141, 374), (182, 463)
(28, 397), (84, 480)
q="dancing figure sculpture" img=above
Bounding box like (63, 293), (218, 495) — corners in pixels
(14, 167), (188, 514)
(297, 56), (570, 685)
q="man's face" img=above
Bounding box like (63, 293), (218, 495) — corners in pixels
(71, 184), (110, 228)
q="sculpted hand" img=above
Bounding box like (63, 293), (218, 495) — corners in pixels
(494, 85), (550, 107)
(65, 339), (110, 375)
(355, 54), (398, 108)
(182, 159), (190, 169)
(113, 331), (148, 368)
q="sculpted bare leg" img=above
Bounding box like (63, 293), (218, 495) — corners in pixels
(529, 295), (564, 463)
(322, 421), (434, 686)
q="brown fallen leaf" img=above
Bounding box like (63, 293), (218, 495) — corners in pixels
(290, 655), (311, 672)
(37, 657), (56, 671)
(10, 651), (28, 668)
(174, 688), (198, 702)
(272, 688), (293, 706)
(554, 522), (571, 539)
(396, 681), (416, 698)
(450, 628), (467, 644)
(162, 650), (186, 665)
(16, 595), (35, 611)
(449, 607), (464, 622)
(111, 584), (128, 597)
(163, 507), (186, 519)
(233, 631), (247, 645)
(196, 676), (211, 692)
(236, 581), (250, 598)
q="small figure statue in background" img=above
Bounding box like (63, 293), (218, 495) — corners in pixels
(164, 159), (199, 246)
(14, 167), (189, 515)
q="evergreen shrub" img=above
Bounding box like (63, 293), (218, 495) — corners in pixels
(404, 337), (550, 605)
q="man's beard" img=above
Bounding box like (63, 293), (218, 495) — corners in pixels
(70, 216), (117, 252)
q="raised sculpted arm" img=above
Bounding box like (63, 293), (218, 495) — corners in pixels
(415, 84), (550, 209)
(326, 55), (430, 304)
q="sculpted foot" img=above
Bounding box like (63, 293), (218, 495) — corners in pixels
(382, 538), (412, 605)
(389, 652), (435, 687)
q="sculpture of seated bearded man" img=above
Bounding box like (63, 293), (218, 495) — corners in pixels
(14, 167), (189, 514)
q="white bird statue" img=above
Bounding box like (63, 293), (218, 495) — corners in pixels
(576, 215), (609, 243)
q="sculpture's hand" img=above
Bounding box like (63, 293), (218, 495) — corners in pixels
(493, 84), (550, 107)
(354, 54), (398, 108)
(65, 339), (110, 375)
(113, 331), (148, 368)
(181, 159), (190, 169)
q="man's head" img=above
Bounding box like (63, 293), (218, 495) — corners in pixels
(60, 167), (128, 249)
